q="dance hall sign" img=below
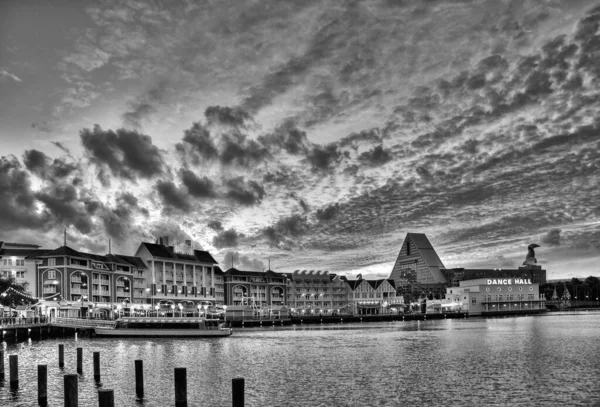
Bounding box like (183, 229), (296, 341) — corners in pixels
(487, 278), (532, 285)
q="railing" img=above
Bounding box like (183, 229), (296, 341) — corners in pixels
(54, 317), (117, 329)
(43, 288), (57, 294)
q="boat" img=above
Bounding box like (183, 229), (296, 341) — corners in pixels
(94, 316), (232, 337)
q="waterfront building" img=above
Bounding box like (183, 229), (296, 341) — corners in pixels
(0, 242), (47, 298)
(222, 268), (287, 307)
(441, 266), (547, 286)
(285, 270), (343, 315)
(389, 233), (447, 287)
(443, 278), (546, 316)
(134, 241), (224, 306)
(36, 245), (144, 317)
(344, 277), (400, 315)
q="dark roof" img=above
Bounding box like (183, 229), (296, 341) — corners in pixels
(39, 246), (86, 258)
(407, 233), (435, 249)
(223, 268), (283, 278)
(345, 279), (396, 291)
(1, 242), (41, 249)
(115, 255), (147, 268)
(344, 279), (363, 290)
(0, 248), (48, 258)
(193, 250), (217, 264)
(140, 242), (218, 264)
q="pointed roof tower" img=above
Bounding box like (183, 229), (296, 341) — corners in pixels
(389, 233), (447, 285)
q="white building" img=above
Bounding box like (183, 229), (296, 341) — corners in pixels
(444, 278), (546, 316)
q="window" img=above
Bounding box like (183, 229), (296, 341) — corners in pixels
(15, 259), (25, 266)
(2, 258), (12, 266)
(471, 298), (476, 305)
(499, 295), (503, 302)
(48, 270), (56, 279)
(16, 271), (25, 279)
(48, 258), (56, 267)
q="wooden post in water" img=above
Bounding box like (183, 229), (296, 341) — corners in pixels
(59, 344), (65, 368)
(64, 374), (78, 407)
(0, 349), (4, 381)
(174, 367), (187, 407)
(93, 352), (101, 382)
(9, 355), (18, 388)
(135, 360), (144, 398)
(76, 347), (83, 374)
(98, 389), (115, 407)
(232, 377), (245, 407)
(38, 364), (48, 406)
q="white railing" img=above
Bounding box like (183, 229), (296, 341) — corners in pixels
(54, 318), (117, 329)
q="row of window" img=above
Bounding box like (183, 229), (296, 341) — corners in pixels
(2, 258), (25, 266)
(1, 270), (25, 278)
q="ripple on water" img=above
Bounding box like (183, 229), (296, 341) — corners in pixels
(1, 313), (600, 406)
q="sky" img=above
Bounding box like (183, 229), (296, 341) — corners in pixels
(1, 0), (599, 280)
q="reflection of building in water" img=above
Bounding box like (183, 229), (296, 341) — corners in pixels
(444, 278), (546, 316)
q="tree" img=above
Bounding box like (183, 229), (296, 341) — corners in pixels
(0, 277), (31, 307)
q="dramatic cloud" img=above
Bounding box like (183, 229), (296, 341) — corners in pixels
(80, 125), (164, 181)
(542, 229), (561, 246)
(224, 177), (266, 206)
(316, 203), (341, 222)
(207, 221), (223, 232)
(223, 251), (265, 271)
(179, 169), (216, 198)
(23, 149), (78, 180)
(358, 145), (392, 166)
(156, 180), (191, 212)
(204, 106), (252, 128)
(212, 228), (243, 249)
(34, 184), (95, 234)
(0, 156), (43, 230)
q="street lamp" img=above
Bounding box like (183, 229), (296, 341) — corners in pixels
(203, 304), (208, 318)
(223, 305), (228, 325)
(197, 304), (202, 317)
(154, 304), (159, 317)
(170, 304), (175, 318)
(178, 304), (183, 317)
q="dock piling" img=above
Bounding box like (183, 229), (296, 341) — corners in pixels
(93, 352), (101, 382)
(76, 347), (83, 374)
(64, 374), (78, 407)
(98, 389), (115, 407)
(174, 367), (187, 407)
(0, 349), (4, 381)
(58, 344), (65, 368)
(135, 360), (144, 398)
(9, 354), (18, 388)
(38, 364), (48, 406)
(232, 377), (245, 407)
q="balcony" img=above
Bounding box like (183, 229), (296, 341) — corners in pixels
(43, 287), (57, 294)
(71, 277), (82, 283)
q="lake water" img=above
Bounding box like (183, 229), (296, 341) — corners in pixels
(1, 311), (600, 406)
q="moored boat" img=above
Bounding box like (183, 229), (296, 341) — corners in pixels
(94, 316), (232, 337)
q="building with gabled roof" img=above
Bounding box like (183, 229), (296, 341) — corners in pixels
(134, 241), (223, 306)
(343, 277), (401, 315)
(389, 233), (447, 286)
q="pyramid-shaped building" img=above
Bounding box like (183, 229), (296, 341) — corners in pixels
(389, 233), (447, 287)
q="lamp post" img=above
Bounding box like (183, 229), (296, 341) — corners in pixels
(154, 304), (159, 317)
(170, 304), (175, 318)
(197, 304), (202, 317)
(203, 304), (208, 319)
(178, 304), (183, 317)
(223, 305), (227, 325)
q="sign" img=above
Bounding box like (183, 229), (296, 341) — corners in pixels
(487, 278), (532, 285)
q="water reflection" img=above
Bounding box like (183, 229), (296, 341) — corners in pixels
(0, 312), (599, 406)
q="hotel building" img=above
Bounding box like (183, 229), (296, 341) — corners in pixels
(222, 268), (287, 307)
(134, 241), (224, 306)
(444, 278), (546, 316)
(0, 242), (47, 298)
(285, 270), (346, 314)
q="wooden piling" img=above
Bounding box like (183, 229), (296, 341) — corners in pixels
(9, 354), (18, 388)
(93, 352), (101, 382)
(38, 364), (48, 406)
(0, 349), (4, 381)
(174, 367), (187, 407)
(59, 344), (65, 368)
(98, 389), (115, 407)
(76, 347), (83, 374)
(135, 360), (144, 398)
(232, 377), (245, 407)
(64, 374), (78, 407)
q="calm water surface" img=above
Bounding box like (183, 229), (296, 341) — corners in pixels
(1, 311), (600, 406)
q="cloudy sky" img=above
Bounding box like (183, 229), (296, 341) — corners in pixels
(1, 0), (599, 279)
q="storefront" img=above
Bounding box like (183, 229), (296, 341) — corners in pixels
(444, 278), (546, 316)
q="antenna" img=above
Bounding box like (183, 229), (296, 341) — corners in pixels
(108, 238), (112, 254)
(63, 229), (67, 247)
(268, 258), (271, 271)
